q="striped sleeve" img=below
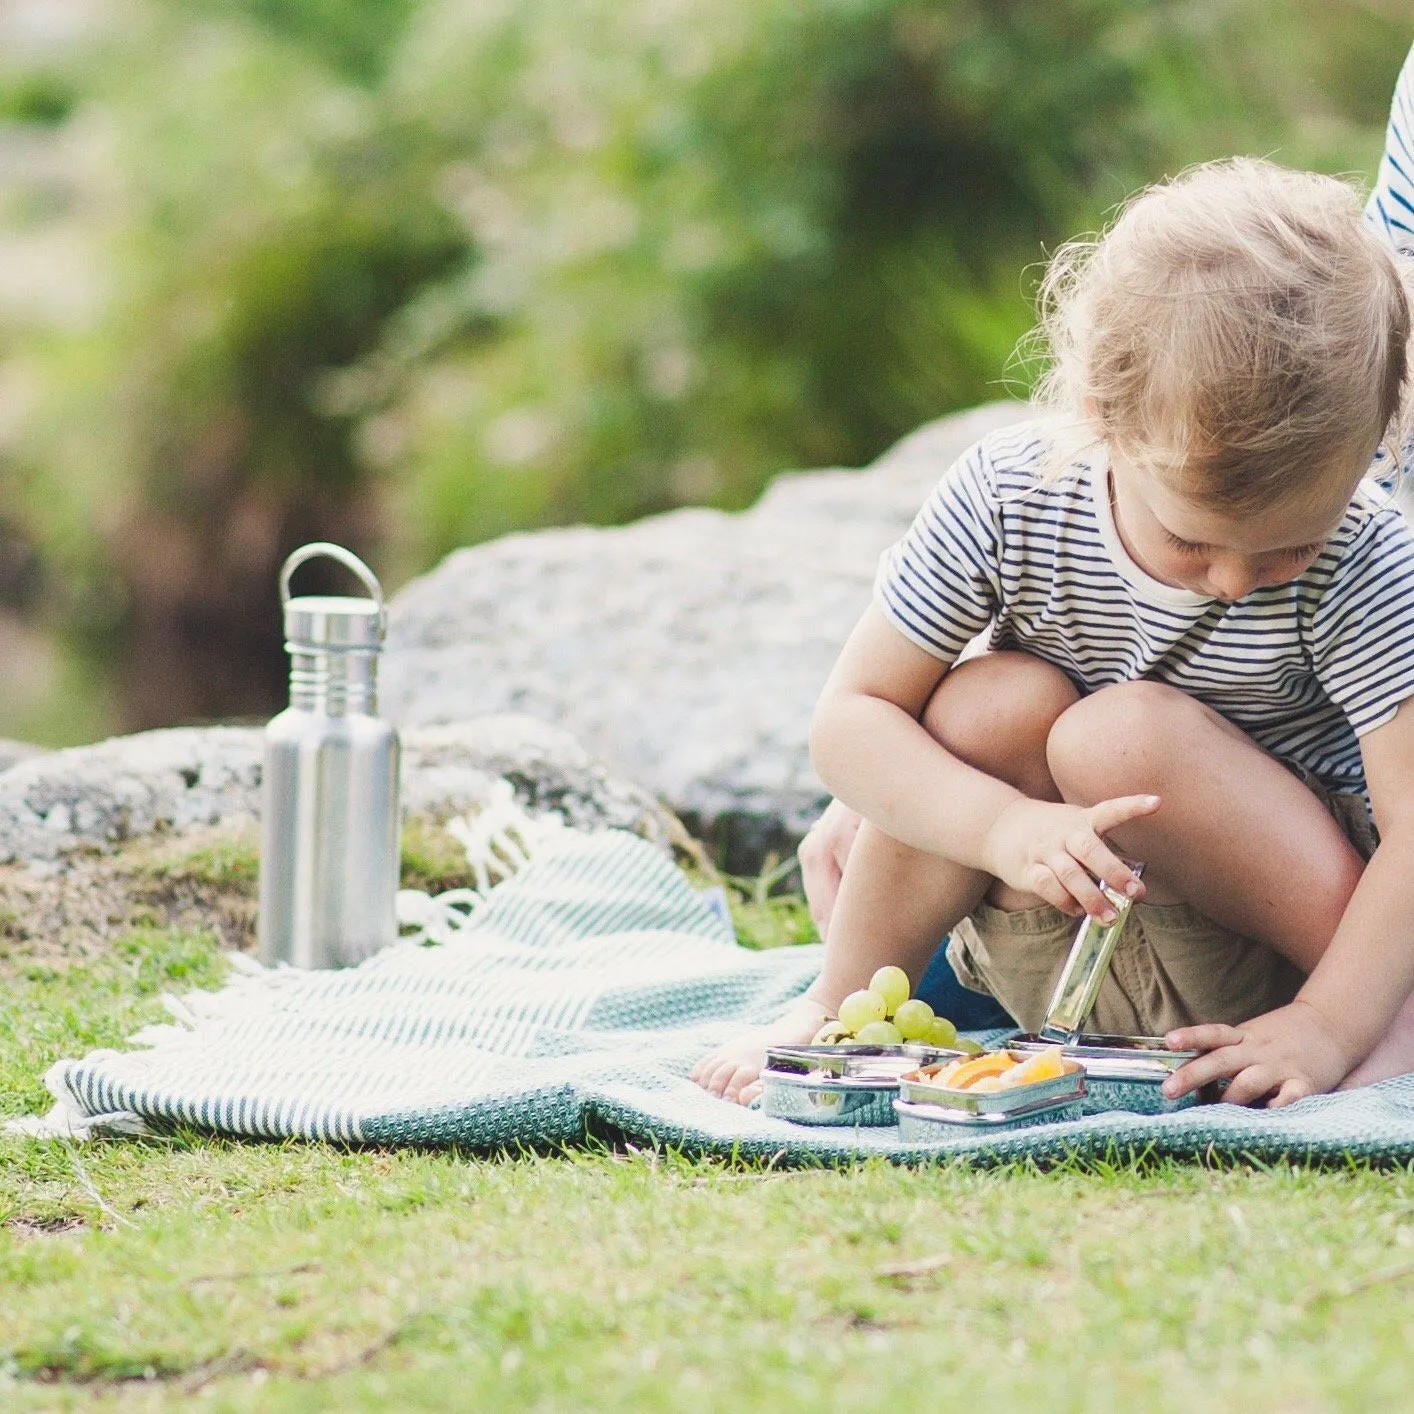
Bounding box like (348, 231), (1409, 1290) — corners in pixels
(873, 438), (1001, 663)
(1366, 43), (1414, 258)
(1309, 509), (1414, 737)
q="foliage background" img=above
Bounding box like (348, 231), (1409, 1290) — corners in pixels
(0, 0), (1408, 740)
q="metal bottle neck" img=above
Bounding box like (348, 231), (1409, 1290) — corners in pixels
(288, 645), (380, 715)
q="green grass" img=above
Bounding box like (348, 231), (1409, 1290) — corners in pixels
(396, 818), (483, 897)
(131, 820), (486, 899)
(130, 838), (260, 894)
(3, 869), (1414, 1410)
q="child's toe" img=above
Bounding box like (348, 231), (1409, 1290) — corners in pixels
(722, 1062), (759, 1104)
(699, 1056), (735, 1097)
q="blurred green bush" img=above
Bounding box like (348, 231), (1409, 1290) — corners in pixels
(0, 0), (1407, 737)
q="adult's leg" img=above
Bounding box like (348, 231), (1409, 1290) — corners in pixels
(692, 650), (1077, 1102)
(1046, 682), (1365, 975)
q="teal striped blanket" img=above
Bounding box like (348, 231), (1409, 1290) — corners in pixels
(12, 829), (1414, 1162)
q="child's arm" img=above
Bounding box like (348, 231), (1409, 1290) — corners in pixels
(1164, 698), (1414, 1106)
(813, 603), (1153, 918)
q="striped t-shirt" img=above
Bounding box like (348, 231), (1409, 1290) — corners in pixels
(874, 422), (1414, 799)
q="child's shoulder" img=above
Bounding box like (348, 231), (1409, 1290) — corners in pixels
(1338, 473), (1413, 543)
(1308, 476), (1414, 598)
(943, 415), (1089, 501)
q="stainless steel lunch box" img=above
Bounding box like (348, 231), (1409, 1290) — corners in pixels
(1007, 1032), (1200, 1115)
(893, 1059), (1088, 1135)
(759, 1043), (963, 1128)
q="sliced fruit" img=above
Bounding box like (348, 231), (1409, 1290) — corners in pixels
(998, 1046), (1072, 1089)
(968, 1076), (1006, 1093)
(939, 1051), (1017, 1090)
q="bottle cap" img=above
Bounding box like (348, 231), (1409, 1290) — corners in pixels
(280, 544), (386, 651)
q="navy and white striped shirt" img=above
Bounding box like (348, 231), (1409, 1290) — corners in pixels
(875, 424), (1414, 799)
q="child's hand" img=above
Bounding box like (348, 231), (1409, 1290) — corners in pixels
(981, 795), (1158, 918)
(1162, 999), (1357, 1107)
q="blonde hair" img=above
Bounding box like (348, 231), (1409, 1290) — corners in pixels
(1031, 158), (1412, 512)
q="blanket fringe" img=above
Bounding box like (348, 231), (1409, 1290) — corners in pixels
(6, 1101), (150, 1140)
(397, 780), (577, 944)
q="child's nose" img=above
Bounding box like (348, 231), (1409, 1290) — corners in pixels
(1205, 557), (1260, 601)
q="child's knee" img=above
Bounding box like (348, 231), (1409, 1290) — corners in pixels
(1047, 680), (1207, 802)
(921, 651), (1079, 785)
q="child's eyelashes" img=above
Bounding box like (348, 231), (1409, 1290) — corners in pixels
(1276, 542), (1325, 563)
(1160, 529), (1324, 563)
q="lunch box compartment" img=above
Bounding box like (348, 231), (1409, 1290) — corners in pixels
(759, 1073), (899, 1127)
(758, 1043), (967, 1128)
(1006, 1032), (1199, 1115)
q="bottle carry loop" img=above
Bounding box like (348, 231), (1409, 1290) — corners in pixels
(280, 541), (384, 607)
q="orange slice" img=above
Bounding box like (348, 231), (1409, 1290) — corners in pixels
(919, 1059), (961, 1086)
(998, 1046), (1072, 1089)
(940, 1051), (1018, 1090)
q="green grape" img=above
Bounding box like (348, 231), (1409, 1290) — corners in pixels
(892, 998), (935, 1041)
(812, 1021), (852, 1045)
(954, 1037), (984, 1055)
(868, 966), (911, 1017)
(838, 989), (887, 1034)
(925, 1016), (958, 1049)
(854, 1020), (903, 1046)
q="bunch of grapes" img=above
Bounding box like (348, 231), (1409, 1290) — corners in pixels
(811, 966), (976, 1050)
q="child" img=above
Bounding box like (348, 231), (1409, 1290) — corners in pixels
(693, 153), (1414, 1110)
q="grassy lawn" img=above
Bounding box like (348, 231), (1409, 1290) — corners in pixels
(2, 837), (1413, 1411)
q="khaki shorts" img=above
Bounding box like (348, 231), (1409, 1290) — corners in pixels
(946, 774), (1378, 1037)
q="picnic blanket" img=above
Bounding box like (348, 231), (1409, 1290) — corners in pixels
(11, 825), (1414, 1163)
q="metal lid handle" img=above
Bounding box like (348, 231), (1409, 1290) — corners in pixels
(279, 543), (383, 609)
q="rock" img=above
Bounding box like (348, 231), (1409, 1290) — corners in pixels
(401, 718), (673, 841)
(0, 716), (674, 865)
(384, 400), (1029, 869)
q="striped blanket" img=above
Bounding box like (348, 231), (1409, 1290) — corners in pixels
(11, 828), (1414, 1162)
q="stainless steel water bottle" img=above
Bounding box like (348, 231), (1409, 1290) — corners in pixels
(258, 543), (401, 968)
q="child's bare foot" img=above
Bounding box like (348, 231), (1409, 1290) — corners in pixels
(691, 996), (830, 1105)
